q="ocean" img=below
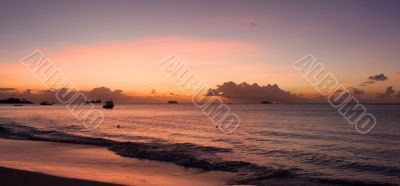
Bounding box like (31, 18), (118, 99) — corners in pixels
(0, 104), (399, 185)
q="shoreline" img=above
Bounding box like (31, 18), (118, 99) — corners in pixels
(0, 138), (234, 186)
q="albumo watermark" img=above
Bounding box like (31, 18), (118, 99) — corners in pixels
(20, 50), (104, 130)
(293, 55), (376, 134)
(158, 56), (240, 134)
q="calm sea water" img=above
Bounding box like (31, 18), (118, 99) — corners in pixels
(0, 104), (399, 185)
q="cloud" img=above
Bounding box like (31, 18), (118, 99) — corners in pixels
(360, 81), (375, 86)
(211, 81), (303, 103)
(360, 73), (388, 86)
(0, 88), (16, 91)
(376, 86), (395, 99)
(368, 73), (388, 81)
(83, 87), (127, 102)
(205, 88), (216, 96)
(349, 88), (364, 95)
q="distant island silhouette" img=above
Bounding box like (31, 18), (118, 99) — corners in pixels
(168, 100), (178, 104)
(0, 98), (33, 104)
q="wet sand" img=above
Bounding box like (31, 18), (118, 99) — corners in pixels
(0, 139), (233, 186)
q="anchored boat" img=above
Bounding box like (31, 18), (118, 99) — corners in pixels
(103, 100), (114, 109)
(40, 101), (54, 105)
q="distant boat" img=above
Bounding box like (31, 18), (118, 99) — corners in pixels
(85, 99), (102, 104)
(260, 101), (273, 104)
(13, 104), (23, 106)
(168, 100), (178, 104)
(40, 101), (54, 105)
(91, 99), (102, 104)
(103, 100), (114, 109)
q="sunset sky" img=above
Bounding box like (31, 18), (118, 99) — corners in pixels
(1, 0), (399, 102)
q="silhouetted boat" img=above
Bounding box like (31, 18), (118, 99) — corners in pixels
(260, 101), (274, 104)
(13, 104), (23, 106)
(168, 100), (178, 104)
(92, 99), (102, 104)
(85, 99), (102, 104)
(40, 101), (54, 105)
(103, 100), (114, 109)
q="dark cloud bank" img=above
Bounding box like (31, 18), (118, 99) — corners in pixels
(211, 81), (304, 103)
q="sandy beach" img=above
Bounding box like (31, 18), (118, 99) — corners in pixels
(0, 166), (122, 186)
(0, 138), (234, 186)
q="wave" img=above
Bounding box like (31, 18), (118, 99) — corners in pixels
(260, 149), (400, 177)
(0, 122), (395, 186)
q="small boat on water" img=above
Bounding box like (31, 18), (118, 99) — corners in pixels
(261, 100), (276, 104)
(103, 100), (114, 109)
(167, 100), (178, 104)
(13, 104), (23, 106)
(40, 101), (54, 105)
(92, 99), (102, 104)
(84, 99), (102, 104)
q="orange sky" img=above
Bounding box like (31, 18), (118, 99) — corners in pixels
(0, 36), (308, 93)
(1, 1), (399, 102)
